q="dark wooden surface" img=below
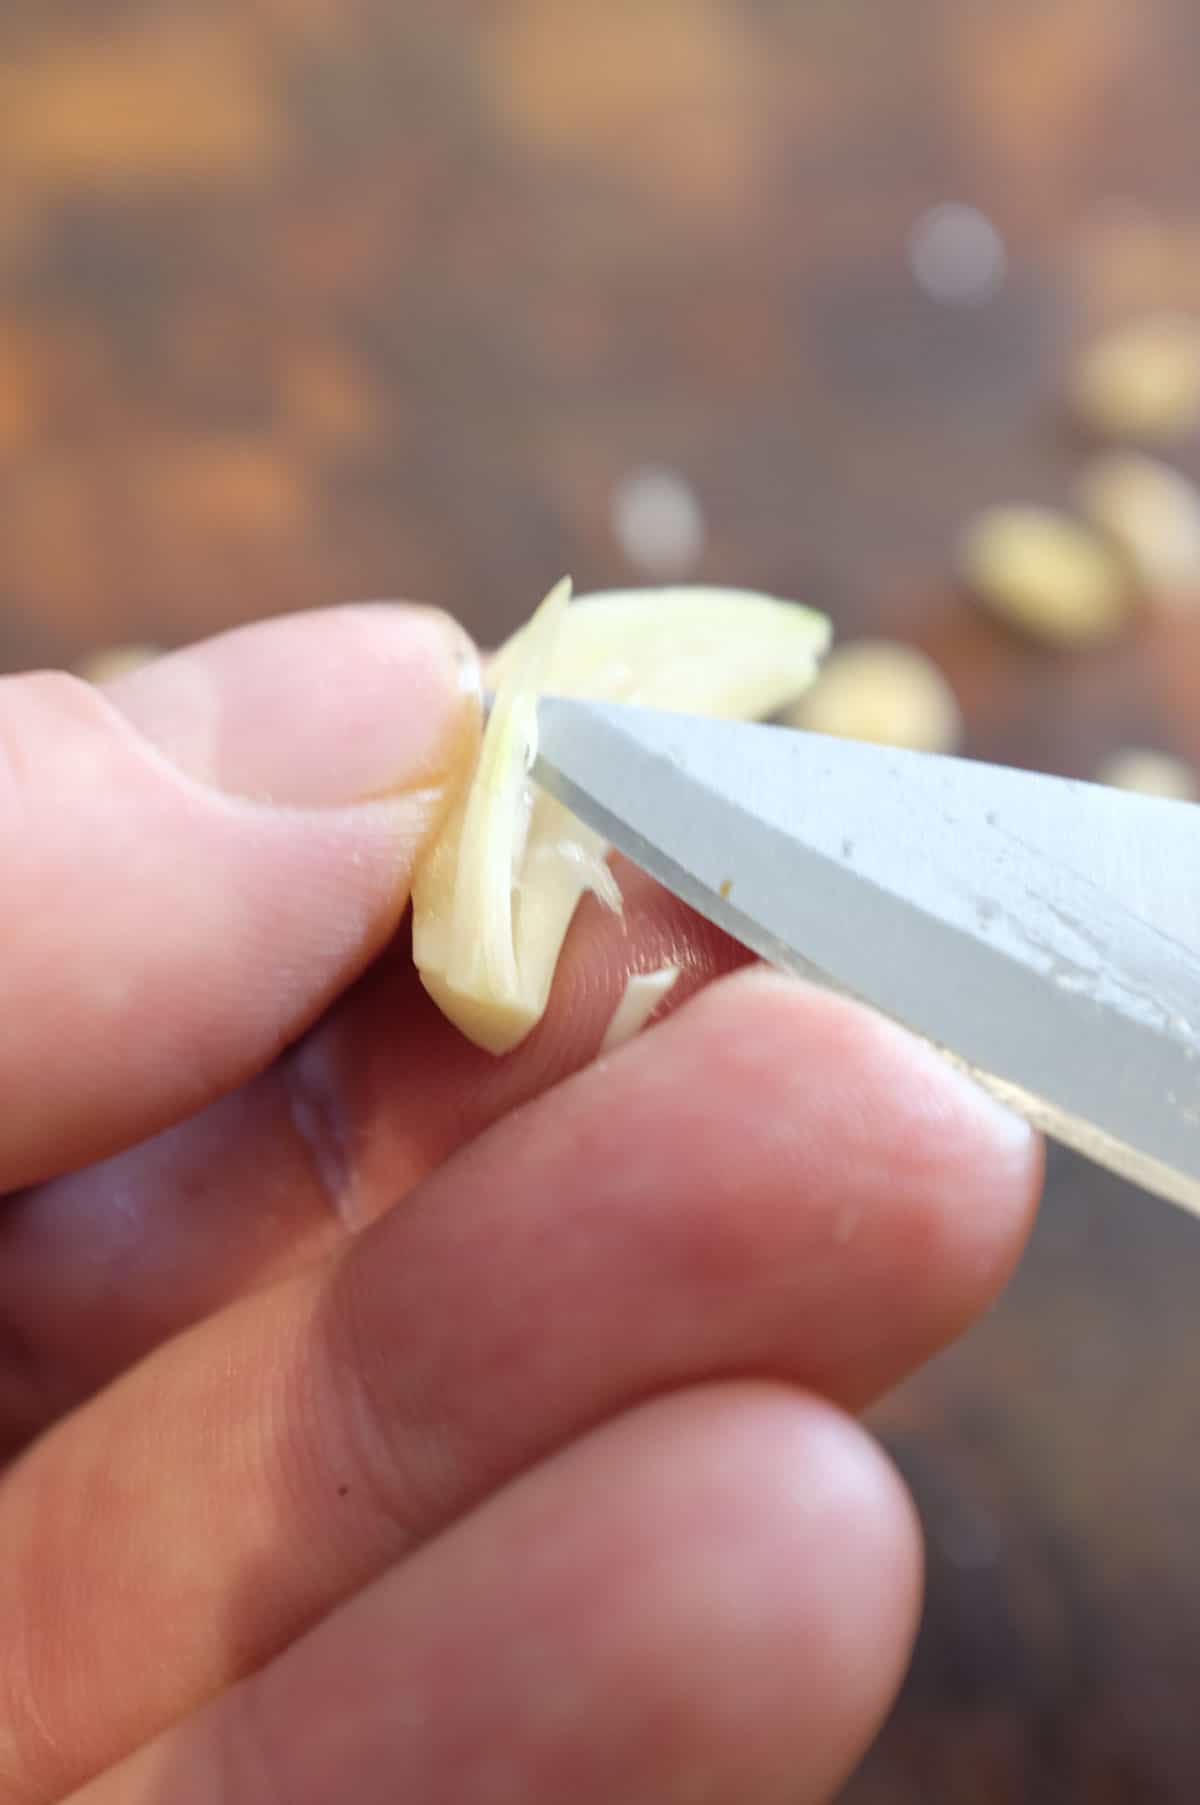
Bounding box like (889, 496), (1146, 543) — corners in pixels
(4, 3), (1200, 1798)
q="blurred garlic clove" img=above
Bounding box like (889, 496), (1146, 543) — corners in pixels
(1070, 313), (1200, 443)
(1095, 748), (1197, 801)
(1076, 452), (1200, 607)
(781, 639), (963, 754)
(75, 644), (162, 684)
(960, 505), (1132, 647)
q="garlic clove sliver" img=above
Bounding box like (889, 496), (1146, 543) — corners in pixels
(413, 577), (572, 1046)
(600, 966), (682, 1054)
(413, 582), (830, 1054)
(452, 576), (571, 1002)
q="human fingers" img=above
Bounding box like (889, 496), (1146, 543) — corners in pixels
(0, 604), (479, 1190)
(67, 1387), (920, 1805)
(0, 861), (751, 1445)
(0, 970), (1039, 1800)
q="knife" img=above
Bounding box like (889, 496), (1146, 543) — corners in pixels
(530, 695), (1200, 1220)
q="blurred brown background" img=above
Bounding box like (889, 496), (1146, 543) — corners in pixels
(4, 1), (1200, 1798)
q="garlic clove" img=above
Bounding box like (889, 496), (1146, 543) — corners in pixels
(960, 506), (1132, 647)
(783, 639), (963, 754)
(413, 582), (830, 1054)
(1077, 453), (1200, 607)
(1096, 747), (1197, 801)
(1071, 313), (1200, 443)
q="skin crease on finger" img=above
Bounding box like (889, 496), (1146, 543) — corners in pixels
(0, 971), (1040, 1802)
(65, 1388), (924, 1805)
(0, 862), (753, 1450)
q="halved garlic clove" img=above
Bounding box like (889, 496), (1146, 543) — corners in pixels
(413, 582), (830, 1054)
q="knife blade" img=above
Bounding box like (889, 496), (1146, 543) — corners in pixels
(531, 695), (1200, 1218)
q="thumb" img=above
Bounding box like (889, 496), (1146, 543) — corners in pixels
(0, 604), (480, 1191)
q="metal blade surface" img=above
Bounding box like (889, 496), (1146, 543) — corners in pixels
(532, 697), (1200, 1218)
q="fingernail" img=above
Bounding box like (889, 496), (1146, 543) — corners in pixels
(102, 604), (481, 808)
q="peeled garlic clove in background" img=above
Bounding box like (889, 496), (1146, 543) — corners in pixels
(75, 644), (162, 684)
(1076, 453), (1200, 607)
(960, 505), (1132, 647)
(1096, 748), (1197, 801)
(1071, 313), (1200, 443)
(782, 639), (963, 755)
(413, 582), (831, 1055)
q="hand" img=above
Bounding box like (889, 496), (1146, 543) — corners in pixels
(0, 605), (1042, 1805)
